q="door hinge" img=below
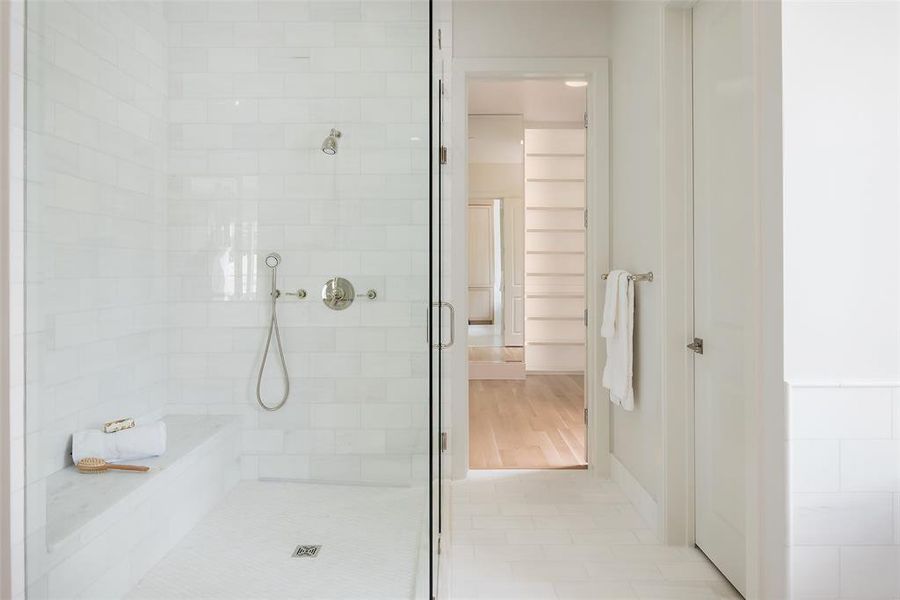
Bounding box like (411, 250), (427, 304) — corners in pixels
(583, 111), (588, 129)
(440, 432), (448, 452)
(440, 145), (448, 165)
(584, 408), (588, 424)
(583, 308), (588, 327)
(437, 28), (442, 50)
(687, 337), (704, 355)
(583, 208), (588, 229)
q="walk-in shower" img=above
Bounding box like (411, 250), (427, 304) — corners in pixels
(18, 0), (437, 597)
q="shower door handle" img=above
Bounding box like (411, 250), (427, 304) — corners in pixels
(431, 301), (455, 349)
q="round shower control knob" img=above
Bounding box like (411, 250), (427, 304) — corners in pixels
(321, 277), (355, 311)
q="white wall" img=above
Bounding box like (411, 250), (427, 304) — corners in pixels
(783, 2), (900, 382)
(453, 0), (664, 497)
(453, 0), (610, 58)
(783, 2), (900, 597)
(607, 0), (665, 504)
(467, 114), (523, 198)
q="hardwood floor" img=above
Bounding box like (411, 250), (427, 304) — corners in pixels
(469, 374), (586, 470)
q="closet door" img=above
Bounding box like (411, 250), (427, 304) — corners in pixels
(467, 205), (495, 324)
(692, 1), (754, 596)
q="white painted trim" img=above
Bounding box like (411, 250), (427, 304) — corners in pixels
(749, 2), (786, 598)
(610, 455), (658, 534)
(450, 57), (610, 481)
(659, 4), (695, 548)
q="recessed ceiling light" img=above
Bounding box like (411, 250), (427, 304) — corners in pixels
(565, 80), (588, 88)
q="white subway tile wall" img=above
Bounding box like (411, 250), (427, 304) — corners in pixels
(25, 0), (429, 485)
(789, 385), (900, 599)
(164, 0), (429, 487)
(25, 0), (170, 480)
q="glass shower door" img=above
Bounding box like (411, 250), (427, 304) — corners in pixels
(21, 0), (437, 597)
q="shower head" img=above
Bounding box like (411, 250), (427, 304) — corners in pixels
(265, 253), (281, 268)
(321, 128), (341, 155)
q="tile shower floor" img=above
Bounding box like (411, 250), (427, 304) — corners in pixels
(450, 470), (739, 599)
(128, 480), (424, 600)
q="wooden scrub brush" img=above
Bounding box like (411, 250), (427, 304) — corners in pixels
(76, 457), (150, 474)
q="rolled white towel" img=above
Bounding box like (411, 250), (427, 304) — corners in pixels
(72, 421), (167, 465)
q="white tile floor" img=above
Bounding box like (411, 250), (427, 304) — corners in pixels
(128, 480), (426, 600)
(449, 470), (739, 600)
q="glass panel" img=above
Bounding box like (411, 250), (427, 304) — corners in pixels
(23, 0), (432, 597)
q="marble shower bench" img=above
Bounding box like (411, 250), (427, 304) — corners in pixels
(28, 415), (240, 599)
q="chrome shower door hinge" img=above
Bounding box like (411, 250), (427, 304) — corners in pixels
(440, 145), (448, 164)
(687, 337), (704, 355)
(440, 432), (448, 452)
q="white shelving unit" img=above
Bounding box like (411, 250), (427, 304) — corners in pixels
(523, 128), (586, 372)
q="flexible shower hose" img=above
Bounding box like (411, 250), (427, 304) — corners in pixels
(256, 288), (290, 411)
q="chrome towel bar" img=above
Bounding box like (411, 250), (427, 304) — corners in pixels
(601, 271), (654, 282)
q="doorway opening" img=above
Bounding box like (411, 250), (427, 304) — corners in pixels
(465, 79), (588, 470)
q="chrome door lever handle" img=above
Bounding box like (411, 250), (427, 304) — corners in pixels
(431, 301), (455, 349)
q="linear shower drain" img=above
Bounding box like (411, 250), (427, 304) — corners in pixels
(292, 545), (322, 558)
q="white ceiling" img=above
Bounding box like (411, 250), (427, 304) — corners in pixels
(467, 79), (587, 123)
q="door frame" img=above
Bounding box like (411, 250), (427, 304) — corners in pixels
(0, 0), (20, 597)
(449, 57), (611, 481)
(660, 2), (787, 599)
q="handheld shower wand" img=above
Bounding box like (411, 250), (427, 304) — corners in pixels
(256, 253), (290, 411)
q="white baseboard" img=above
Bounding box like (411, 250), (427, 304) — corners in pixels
(610, 455), (658, 534)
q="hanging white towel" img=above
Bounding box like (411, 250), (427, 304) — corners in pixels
(72, 421), (167, 465)
(601, 270), (635, 410)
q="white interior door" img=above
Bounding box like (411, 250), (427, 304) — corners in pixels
(502, 197), (525, 346)
(693, 1), (753, 596)
(467, 204), (494, 323)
